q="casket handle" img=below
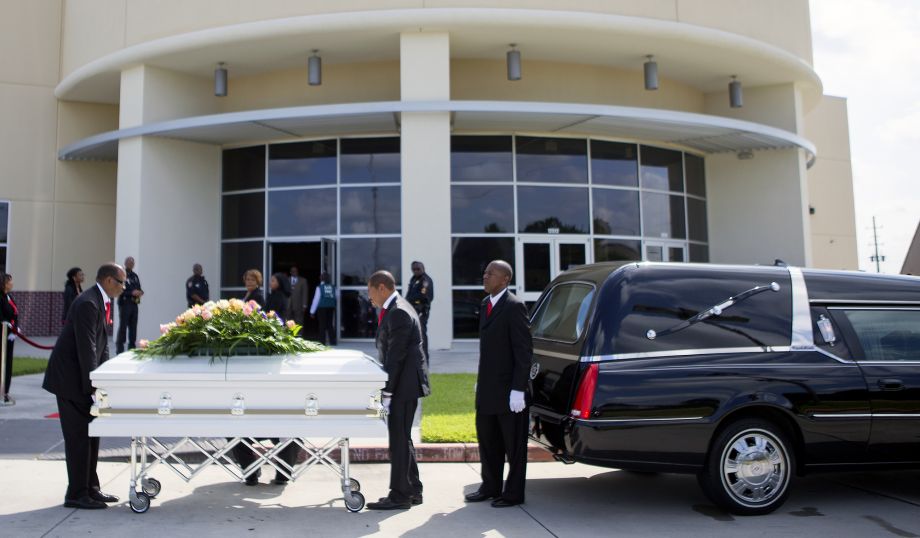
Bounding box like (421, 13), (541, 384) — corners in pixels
(305, 394), (319, 416)
(158, 393), (172, 416)
(231, 394), (245, 416)
(90, 389), (110, 417)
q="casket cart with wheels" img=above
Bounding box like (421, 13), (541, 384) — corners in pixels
(89, 349), (387, 513)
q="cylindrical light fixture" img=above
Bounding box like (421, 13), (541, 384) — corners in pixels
(214, 62), (228, 97)
(308, 49), (322, 86)
(507, 44), (521, 81)
(644, 55), (658, 90)
(729, 76), (743, 108)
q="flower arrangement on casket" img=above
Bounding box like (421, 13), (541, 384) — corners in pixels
(135, 299), (325, 359)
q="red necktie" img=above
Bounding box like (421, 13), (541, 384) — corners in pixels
(105, 302), (112, 325)
(486, 301), (493, 317)
(378, 307), (386, 325)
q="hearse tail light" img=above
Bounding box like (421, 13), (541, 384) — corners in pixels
(571, 363), (599, 419)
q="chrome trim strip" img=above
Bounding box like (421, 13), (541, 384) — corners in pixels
(815, 300), (920, 306)
(605, 364), (860, 373)
(582, 346), (788, 362)
(872, 414), (920, 418)
(579, 416), (705, 424)
(810, 414), (871, 419)
(787, 266), (813, 349)
(536, 349), (582, 361)
(812, 346), (855, 364)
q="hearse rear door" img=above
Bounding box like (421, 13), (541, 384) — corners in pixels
(529, 282), (597, 421)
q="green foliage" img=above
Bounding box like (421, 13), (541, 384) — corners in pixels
(11, 357), (48, 377)
(135, 299), (325, 360)
(421, 373), (478, 443)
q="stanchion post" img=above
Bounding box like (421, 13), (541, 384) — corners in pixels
(0, 322), (9, 406)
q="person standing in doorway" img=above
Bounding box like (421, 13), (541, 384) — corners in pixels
(63, 267), (84, 323)
(116, 256), (143, 354)
(405, 261), (434, 363)
(310, 272), (336, 345)
(1, 273), (18, 404)
(185, 263), (209, 308)
(42, 263), (125, 509)
(365, 270), (430, 510)
(464, 260), (533, 508)
(287, 266), (307, 327)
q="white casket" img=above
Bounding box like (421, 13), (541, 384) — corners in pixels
(89, 348), (388, 439)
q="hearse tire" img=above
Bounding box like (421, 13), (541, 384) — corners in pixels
(698, 419), (794, 516)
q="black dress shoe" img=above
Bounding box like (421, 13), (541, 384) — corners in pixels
(410, 494), (423, 506)
(245, 471), (261, 486)
(464, 490), (499, 502)
(491, 498), (522, 508)
(270, 477), (289, 486)
(366, 496), (412, 510)
(64, 496), (108, 509)
(89, 490), (120, 503)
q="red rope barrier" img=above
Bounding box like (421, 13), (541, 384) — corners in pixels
(13, 329), (56, 350)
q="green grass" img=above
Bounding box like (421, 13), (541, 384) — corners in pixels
(421, 373), (478, 443)
(12, 357), (48, 377)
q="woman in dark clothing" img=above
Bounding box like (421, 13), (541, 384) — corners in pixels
(62, 267), (84, 322)
(242, 269), (265, 307)
(232, 269), (297, 485)
(265, 273), (291, 320)
(0, 273), (18, 403)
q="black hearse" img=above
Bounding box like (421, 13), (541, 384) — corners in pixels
(528, 262), (920, 515)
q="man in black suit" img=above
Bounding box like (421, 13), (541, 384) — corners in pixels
(465, 260), (533, 507)
(365, 270), (430, 510)
(43, 263), (126, 509)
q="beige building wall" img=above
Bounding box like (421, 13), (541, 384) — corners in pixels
(59, 0), (814, 81)
(805, 95), (858, 270)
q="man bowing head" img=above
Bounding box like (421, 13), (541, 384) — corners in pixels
(366, 270), (430, 510)
(465, 260), (533, 507)
(43, 262), (126, 509)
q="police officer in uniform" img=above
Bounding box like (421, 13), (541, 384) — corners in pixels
(116, 256), (143, 354)
(310, 272), (337, 345)
(186, 263), (210, 308)
(405, 261), (434, 363)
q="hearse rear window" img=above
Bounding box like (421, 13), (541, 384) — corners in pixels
(586, 268), (793, 356)
(531, 283), (595, 342)
(840, 309), (920, 361)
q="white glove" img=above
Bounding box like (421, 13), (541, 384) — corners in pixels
(381, 396), (391, 414)
(509, 390), (526, 413)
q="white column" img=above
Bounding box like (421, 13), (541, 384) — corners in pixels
(116, 66), (221, 344)
(400, 32), (453, 350)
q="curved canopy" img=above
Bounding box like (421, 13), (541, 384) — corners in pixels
(58, 100), (816, 166)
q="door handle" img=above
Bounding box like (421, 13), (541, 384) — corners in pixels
(877, 379), (904, 391)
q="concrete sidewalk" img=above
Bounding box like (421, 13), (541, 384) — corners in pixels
(1, 458), (919, 537)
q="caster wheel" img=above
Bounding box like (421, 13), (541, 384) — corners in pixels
(142, 477), (161, 498)
(130, 492), (151, 514)
(344, 491), (365, 513)
(349, 478), (361, 492)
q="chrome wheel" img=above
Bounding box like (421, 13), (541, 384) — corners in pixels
(719, 428), (789, 508)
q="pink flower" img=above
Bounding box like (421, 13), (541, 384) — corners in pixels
(247, 300), (260, 311)
(201, 309), (213, 321)
(286, 320), (296, 330)
(138, 339), (149, 349)
(160, 324), (171, 334)
(242, 304), (253, 316)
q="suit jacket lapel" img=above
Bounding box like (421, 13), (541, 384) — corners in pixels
(481, 291), (509, 331)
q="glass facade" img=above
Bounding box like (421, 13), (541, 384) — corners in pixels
(222, 133), (708, 341)
(450, 135), (708, 338)
(221, 137), (401, 339)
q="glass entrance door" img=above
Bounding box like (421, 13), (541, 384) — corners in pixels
(644, 241), (686, 262)
(517, 237), (590, 304)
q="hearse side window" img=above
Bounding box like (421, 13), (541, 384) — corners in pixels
(531, 283), (595, 342)
(840, 309), (920, 361)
